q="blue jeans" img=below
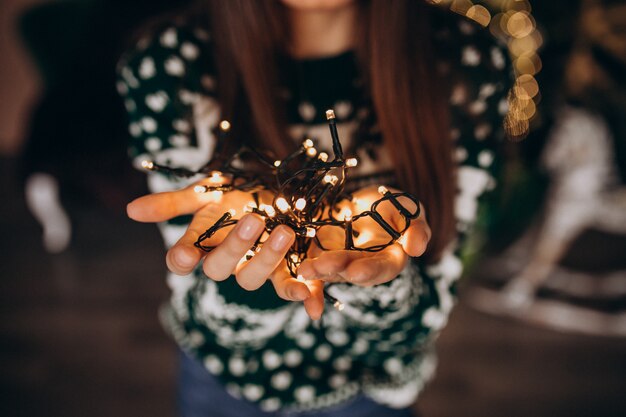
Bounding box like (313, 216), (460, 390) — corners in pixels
(178, 350), (417, 417)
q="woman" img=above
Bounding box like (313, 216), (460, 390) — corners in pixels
(117, 0), (512, 415)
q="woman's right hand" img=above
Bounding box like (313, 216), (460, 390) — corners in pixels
(126, 179), (312, 302)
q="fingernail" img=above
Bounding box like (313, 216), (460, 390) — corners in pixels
(174, 246), (195, 267)
(269, 228), (292, 251)
(236, 215), (264, 240)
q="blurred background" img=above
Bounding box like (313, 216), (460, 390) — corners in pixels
(1, 0), (625, 416)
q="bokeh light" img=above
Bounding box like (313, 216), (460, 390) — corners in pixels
(435, 0), (542, 140)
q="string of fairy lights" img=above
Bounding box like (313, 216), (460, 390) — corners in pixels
(142, 110), (421, 310)
(139, 1), (539, 309)
(432, 0), (542, 139)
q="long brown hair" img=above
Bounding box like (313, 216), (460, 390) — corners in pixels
(204, 0), (454, 262)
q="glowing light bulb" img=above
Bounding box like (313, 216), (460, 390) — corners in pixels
(208, 190), (223, 201)
(290, 254), (300, 264)
(194, 185), (208, 193)
(209, 171), (222, 183)
(323, 175), (338, 185)
(333, 301), (345, 311)
(219, 120), (231, 131)
(397, 233), (408, 246)
(346, 158), (358, 167)
(141, 160), (154, 170)
(244, 202), (257, 213)
(294, 198), (306, 211)
(303, 139), (314, 149)
(260, 204), (276, 217)
(276, 197), (290, 213)
(274, 160), (281, 167)
(306, 227), (316, 238)
(296, 274), (306, 282)
(354, 198), (369, 212)
(355, 230), (373, 247)
(343, 209), (352, 222)
(228, 209), (236, 217)
(378, 186), (389, 195)
(306, 147), (317, 157)
(318, 152), (329, 162)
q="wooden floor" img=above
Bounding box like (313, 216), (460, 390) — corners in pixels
(1, 159), (625, 417)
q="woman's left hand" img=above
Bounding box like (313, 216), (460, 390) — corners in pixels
(297, 185), (431, 319)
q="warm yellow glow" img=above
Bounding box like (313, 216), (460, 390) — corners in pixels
(303, 139), (314, 148)
(274, 160), (281, 167)
(333, 301), (345, 311)
(306, 147), (317, 157)
(346, 158), (358, 167)
(397, 234), (408, 246)
(208, 171), (222, 183)
(450, 0), (472, 15)
(378, 186), (389, 195)
(306, 227), (316, 238)
(354, 198), (370, 213)
(219, 120), (231, 131)
(355, 230), (373, 247)
(228, 209), (236, 216)
(318, 152), (329, 162)
(296, 274), (306, 282)
(260, 204), (276, 217)
(208, 190), (223, 201)
(514, 74), (539, 99)
(507, 11), (535, 39)
(338, 207), (352, 222)
(514, 54), (542, 76)
(194, 185), (208, 193)
(141, 160), (154, 170)
(466, 5), (491, 27)
(290, 253), (300, 263)
(276, 197), (290, 213)
(244, 202), (257, 213)
(295, 198), (306, 211)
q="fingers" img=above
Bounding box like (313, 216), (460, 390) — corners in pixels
(303, 280), (325, 320)
(235, 226), (295, 291)
(400, 205), (431, 257)
(127, 186), (218, 223)
(269, 262), (311, 302)
(202, 214), (265, 281)
(297, 251), (366, 282)
(299, 244), (407, 287)
(166, 207), (230, 275)
(344, 244), (407, 286)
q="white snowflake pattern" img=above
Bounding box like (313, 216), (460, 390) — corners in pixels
(160, 28), (178, 48)
(165, 56), (185, 76)
(145, 91), (169, 112)
(243, 384), (264, 402)
(145, 137), (162, 152)
(271, 371), (293, 390)
(294, 386), (316, 403)
(284, 349), (303, 367)
(180, 42), (200, 60)
(141, 116), (157, 133)
(139, 57), (156, 79)
(461, 45), (481, 66)
(204, 354), (224, 374)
